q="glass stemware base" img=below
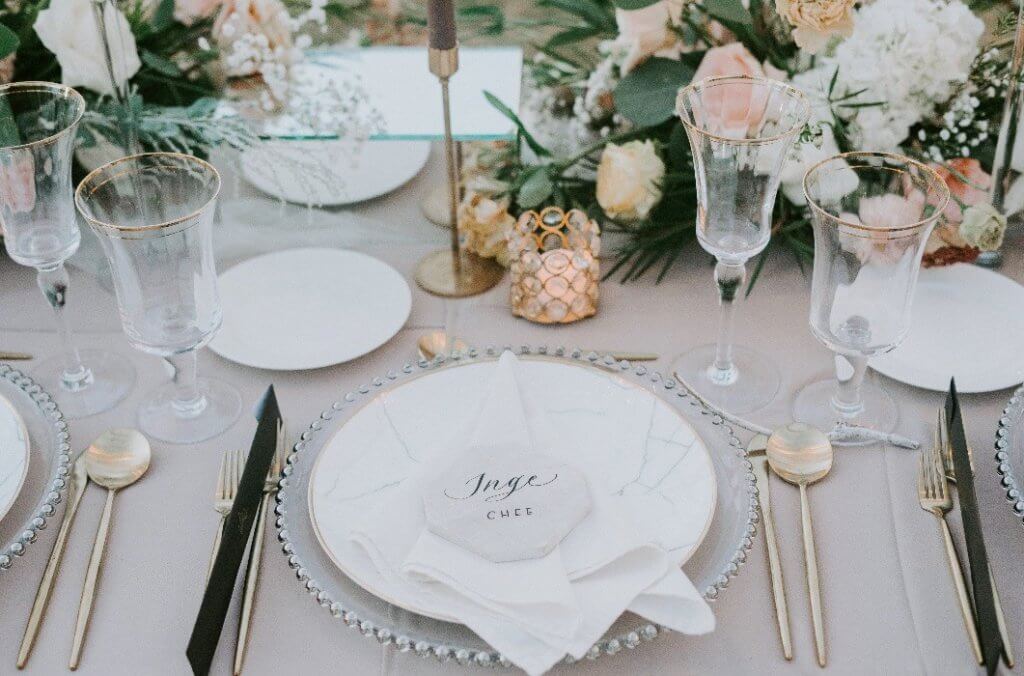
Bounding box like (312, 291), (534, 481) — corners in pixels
(672, 343), (781, 414)
(792, 378), (898, 444)
(138, 377), (242, 444)
(32, 348), (135, 419)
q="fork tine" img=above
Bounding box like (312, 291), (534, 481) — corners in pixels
(216, 450), (227, 500)
(931, 446), (947, 501)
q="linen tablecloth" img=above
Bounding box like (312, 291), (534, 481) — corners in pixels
(0, 145), (1020, 675)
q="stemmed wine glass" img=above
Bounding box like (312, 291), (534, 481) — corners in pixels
(793, 152), (948, 438)
(0, 81), (135, 418)
(75, 153), (241, 444)
(673, 76), (810, 413)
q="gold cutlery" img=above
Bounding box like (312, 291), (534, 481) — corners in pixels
(766, 423), (833, 668)
(70, 429), (151, 670)
(0, 351), (32, 360)
(749, 434), (793, 660)
(17, 452), (90, 669)
(917, 439), (982, 664)
(937, 412), (1014, 668)
(207, 449), (245, 581)
(234, 422), (285, 676)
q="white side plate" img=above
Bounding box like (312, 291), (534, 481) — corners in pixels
(871, 264), (1024, 393)
(0, 393), (29, 525)
(209, 248), (411, 371)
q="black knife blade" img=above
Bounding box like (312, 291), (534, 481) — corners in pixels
(187, 385), (281, 676)
(945, 379), (1003, 674)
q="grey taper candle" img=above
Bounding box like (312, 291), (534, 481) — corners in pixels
(427, 0), (457, 50)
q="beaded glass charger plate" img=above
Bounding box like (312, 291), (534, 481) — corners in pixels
(0, 363), (72, 572)
(994, 384), (1024, 528)
(276, 347), (758, 667)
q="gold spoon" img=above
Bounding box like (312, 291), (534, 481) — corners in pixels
(69, 428), (151, 670)
(767, 422), (833, 668)
(417, 333), (659, 363)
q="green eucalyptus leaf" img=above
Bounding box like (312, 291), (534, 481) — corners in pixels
(613, 0), (663, 9)
(484, 90), (551, 157)
(141, 50), (181, 77)
(150, 0), (175, 32)
(518, 167), (554, 208)
(0, 24), (19, 60)
(668, 122), (690, 168)
(703, 0), (752, 26)
(613, 58), (694, 127)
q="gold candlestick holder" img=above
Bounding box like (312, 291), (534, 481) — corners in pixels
(415, 46), (504, 298)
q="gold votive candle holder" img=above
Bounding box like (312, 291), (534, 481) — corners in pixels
(508, 206), (600, 324)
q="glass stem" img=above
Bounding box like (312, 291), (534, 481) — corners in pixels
(165, 351), (207, 419)
(710, 260), (746, 386)
(831, 353), (868, 419)
(36, 263), (93, 393)
(443, 298), (461, 356)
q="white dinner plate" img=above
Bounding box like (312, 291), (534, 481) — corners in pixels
(240, 140), (430, 206)
(871, 264), (1024, 393)
(308, 357), (717, 621)
(209, 248), (411, 371)
(0, 393), (30, 525)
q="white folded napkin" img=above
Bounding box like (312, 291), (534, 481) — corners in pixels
(350, 351), (714, 675)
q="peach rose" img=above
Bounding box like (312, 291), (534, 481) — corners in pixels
(683, 43), (767, 134)
(615, 0), (681, 74)
(931, 158), (990, 224)
(775, 0), (855, 54)
(0, 150), (37, 215)
(838, 193), (928, 264)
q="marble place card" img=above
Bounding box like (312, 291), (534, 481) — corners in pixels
(423, 452), (591, 563)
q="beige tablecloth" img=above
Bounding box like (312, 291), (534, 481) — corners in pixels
(1, 145), (1021, 675)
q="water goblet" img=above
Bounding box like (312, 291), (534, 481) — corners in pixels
(793, 152), (949, 438)
(0, 81), (135, 417)
(673, 75), (810, 413)
(75, 153), (241, 444)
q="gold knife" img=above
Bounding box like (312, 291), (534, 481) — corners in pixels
(17, 454), (90, 668)
(0, 351), (32, 361)
(749, 434), (794, 660)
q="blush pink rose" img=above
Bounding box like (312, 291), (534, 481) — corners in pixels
(930, 158), (990, 224)
(0, 150), (37, 215)
(687, 43), (768, 134)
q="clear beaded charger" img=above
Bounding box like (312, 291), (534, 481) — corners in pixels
(274, 345), (758, 668)
(0, 363), (72, 572)
(994, 384), (1024, 527)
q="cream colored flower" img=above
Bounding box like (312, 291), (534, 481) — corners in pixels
(460, 192), (515, 266)
(34, 0), (141, 96)
(214, 0), (294, 78)
(615, 0), (682, 74)
(959, 203), (1006, 252)
(775, 0), (855, 53)
(0, 55), (15, 85)
(596, 140), (665, 222)
(175, 0), (222, 25)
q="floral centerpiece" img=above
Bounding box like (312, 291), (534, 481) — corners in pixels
(464, 0), (1015, 281)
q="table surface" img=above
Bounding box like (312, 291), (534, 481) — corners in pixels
(1, 144), (1021, 676)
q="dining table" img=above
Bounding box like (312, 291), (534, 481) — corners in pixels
(0, 142), (1021, 676)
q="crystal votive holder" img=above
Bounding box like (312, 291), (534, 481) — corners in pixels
(507, 206), (600, 324)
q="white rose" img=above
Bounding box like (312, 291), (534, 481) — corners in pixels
(779, 126), (857, 205)
(34, 0), (141, 96)
(596, 140), (665, 221)
(959, 203), (1006, 252)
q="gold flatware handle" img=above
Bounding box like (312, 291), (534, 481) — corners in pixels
(18, 474), (89, 668)
(936, 516), (983, 664)
(206, 517), (226, 583)
(0, 351), (32, 361)
(70, 488), (116, 671)
(234, 493), (271, 676)
(599, 351), (659, 362)
(799, 483), (826, 668)
(990, 571), (1015, 667)
(753, 458), (793, 660)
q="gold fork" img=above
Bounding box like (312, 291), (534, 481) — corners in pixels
(206, 449), (244, 581)
(234, 421), (285, 675)
(918, 443), (983, 664)
(938, 410), (1015, 667)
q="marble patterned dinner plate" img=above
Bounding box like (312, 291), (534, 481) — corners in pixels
(870, 264), (1024, 393)
(0, 392), (30, 525)
(308, 357), (717, 622)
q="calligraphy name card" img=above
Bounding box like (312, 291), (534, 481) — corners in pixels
(424, 453), (591, 562)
